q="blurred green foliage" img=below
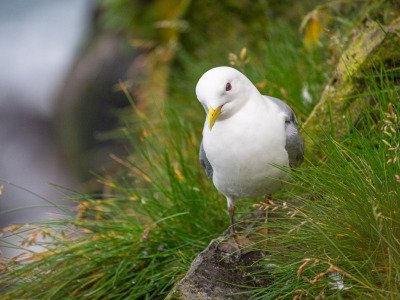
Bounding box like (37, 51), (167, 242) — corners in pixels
(98, 0), (321, 52)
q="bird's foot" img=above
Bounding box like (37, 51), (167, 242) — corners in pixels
(218, 236), (241, 255)
(218, 233), (253, 262)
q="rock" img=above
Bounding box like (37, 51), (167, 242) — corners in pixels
(56, 31), (138, 180)
(167, 212), (271, 300)
(303, 17), (400, 155)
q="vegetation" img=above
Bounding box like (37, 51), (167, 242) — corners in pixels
(250, 68), (400, 299)
(1, 1), (400, 299)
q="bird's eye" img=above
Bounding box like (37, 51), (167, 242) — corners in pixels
(225, 82), (232, 91)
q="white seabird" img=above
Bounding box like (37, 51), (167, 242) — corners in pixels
(196, 66), (304, 232)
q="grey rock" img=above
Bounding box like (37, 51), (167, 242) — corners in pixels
(168, 212), (271, 300)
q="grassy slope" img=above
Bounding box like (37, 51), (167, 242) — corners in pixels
(250, 68), (400, 299)
(1, 3), (400, 299)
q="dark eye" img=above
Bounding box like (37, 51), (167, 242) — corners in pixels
(225, 82), (232, 91)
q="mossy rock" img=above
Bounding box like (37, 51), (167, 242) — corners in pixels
(303, 17), (400, 154)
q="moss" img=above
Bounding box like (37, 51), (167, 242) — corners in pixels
(303, 17), (400, 157)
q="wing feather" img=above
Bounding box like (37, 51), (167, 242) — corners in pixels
(199, 140), (213, 178)
(267, 96), (304, 168)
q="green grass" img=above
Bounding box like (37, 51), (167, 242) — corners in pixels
(0, 19), (327, 299)
(247, 66), (400, 299)
(2, 3), (400, 299)
(0, 106), (227, 299)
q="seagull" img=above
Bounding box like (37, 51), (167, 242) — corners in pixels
(196, 66), (304, 233)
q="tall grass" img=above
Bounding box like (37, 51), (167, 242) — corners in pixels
(249, 66), (400, 299)
(0, 102), (228, 299)
(0, 20), (326, 298)
(1, 11), (399, 299)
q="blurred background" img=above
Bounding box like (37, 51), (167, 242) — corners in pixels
(0, 0), (91, 227)
(0, 0), (135, 257)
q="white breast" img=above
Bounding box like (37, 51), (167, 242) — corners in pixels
(203, 97), (289, 198)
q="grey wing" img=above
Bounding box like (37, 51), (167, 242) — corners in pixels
(267, 96), (304, 168)
(199, 140), (213, 178)
(285, 122), (304, 168)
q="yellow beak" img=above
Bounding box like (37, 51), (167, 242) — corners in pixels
(207, 105), (223, 130)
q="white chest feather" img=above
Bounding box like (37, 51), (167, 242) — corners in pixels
(203, 98), (289, 198)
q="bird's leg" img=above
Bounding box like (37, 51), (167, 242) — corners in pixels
(218, 196), (242, 258)
(264, 194), (272, 229)
(227, 196), (236, 234)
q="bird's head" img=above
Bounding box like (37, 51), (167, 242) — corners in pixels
(195, 66), (258, 130)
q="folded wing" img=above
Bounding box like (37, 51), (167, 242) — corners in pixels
(267, 96), (304, 168)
